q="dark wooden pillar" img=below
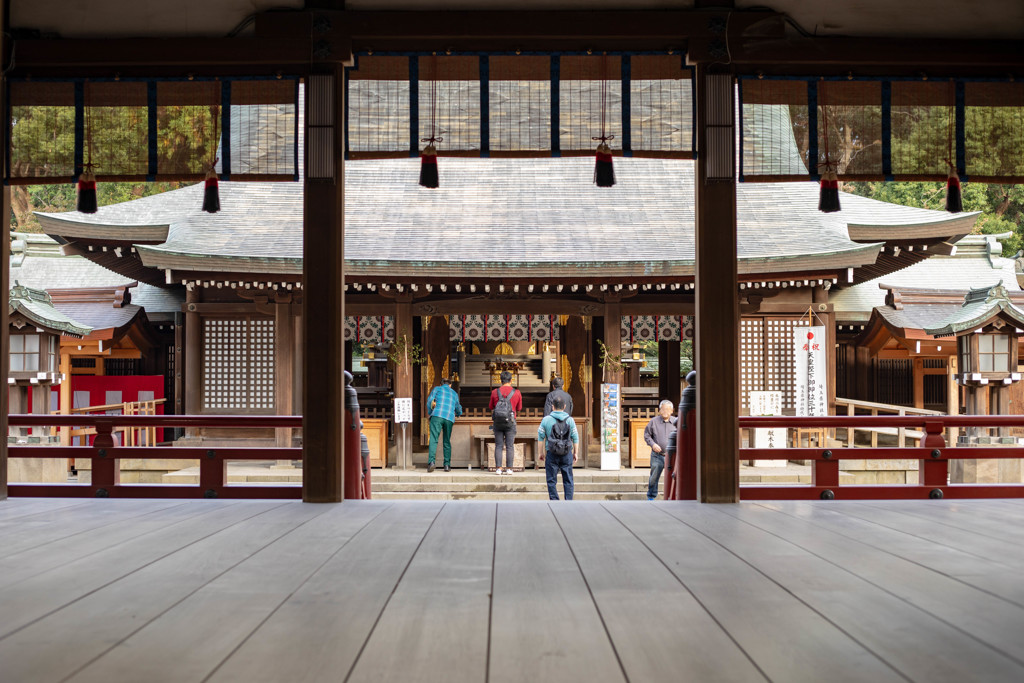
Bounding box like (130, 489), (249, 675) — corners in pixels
(1, 187), (9, 500)
(601, 302), (624, 386)
(302, 68), (346, 502)
(659, 340), (681, 405)
(184, 289), (202, 437)
(562, 316), (589, 418)
(394, 299), (414, 467)
(693, 65), (740, 503)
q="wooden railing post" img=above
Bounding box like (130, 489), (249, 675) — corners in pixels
(91, 418), (119, 497)
(199, 449), (224, 499)
(920, 420), (948, 492)
(813, 448), (839, 494)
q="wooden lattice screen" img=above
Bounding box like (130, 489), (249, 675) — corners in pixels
(740, 77), (1024, 183)
(202, 317), (276, 411)
(345, 53), (694, 160)
(7, 77), (299, 184)
(740, 316), (800, 411)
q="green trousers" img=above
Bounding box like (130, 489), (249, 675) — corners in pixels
(428, 417), (454, 466)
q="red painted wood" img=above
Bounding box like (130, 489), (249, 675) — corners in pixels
(677, 410), (697, 500)
(813, 459), (839, 488)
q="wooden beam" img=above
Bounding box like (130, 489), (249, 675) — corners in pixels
(602, 302), (624, 387)
(1, 187), (9, 498)
(302, 67), (346, 503)
(693, 65), (739, 503)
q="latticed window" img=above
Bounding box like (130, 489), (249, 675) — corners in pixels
(739, 317), (800, 411)
(202, 317), (275, 411)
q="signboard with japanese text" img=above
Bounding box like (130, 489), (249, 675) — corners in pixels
(749, 390), (786, 467)
(600, 383), (622, 470)
(794, 326), (827, 417)
(394, 398), (413, 424)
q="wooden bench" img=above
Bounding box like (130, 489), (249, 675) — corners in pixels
(473, 432), (543, 470)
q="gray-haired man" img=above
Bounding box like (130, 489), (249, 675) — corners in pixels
(642, 399), (677, 500)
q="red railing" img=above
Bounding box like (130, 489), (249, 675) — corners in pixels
(739, 415), (1024, 500)
(6, 414), (303, 499)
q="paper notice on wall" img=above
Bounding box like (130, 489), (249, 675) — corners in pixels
(794, 326), (827, 417)
(749, 390), (786, 467)
(394, 397), (413, 423)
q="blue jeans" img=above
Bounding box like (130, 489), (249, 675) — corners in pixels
(648, 452), (665, 499)
(545, 452), (574, 500)
(494, 425), (516, 469)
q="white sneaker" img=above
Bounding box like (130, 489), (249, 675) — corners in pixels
(504, 468), (513, 475)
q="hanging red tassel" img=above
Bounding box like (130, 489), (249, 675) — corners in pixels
(419, 143), (439, 188)
(594, 142), (616, 187)
(76, 168), (98, 214)
(818, 170), (840, 213)
(945, 168), (963, 213)
(202, 168), (221, 213)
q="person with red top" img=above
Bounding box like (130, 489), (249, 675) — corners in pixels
(488, 370), (522, 474)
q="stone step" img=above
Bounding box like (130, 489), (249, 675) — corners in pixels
(371, 491), (654, 501)
(371, 481), (659, 493)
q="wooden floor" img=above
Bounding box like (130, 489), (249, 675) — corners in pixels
(2, 498), (1024, 682)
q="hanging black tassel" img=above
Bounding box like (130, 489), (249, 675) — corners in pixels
(945, 169), (963, 213)
(818, 170), (840, 213)
(419, 144), (439, 189)
(594, 142), (615, 188)
(76, 168), (98, 214)
(202, 169), (221, 213)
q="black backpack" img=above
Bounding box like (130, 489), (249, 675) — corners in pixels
(548, 418), (574, 456)
(492, 387), (516, 429)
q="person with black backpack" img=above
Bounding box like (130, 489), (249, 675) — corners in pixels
(537, 396), (579, 500)
(488, 370), (522, 474)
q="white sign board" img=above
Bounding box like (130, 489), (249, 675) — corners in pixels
(600, 383), (621, 470)
(394, 398), (413, 424)
(794, 326), (827, 417)
(749, 390), (786, 467)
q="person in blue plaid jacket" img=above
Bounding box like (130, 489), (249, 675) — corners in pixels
(426, 377), (463, 472)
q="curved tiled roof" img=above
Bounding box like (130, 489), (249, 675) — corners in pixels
(35, 158), (977, 278)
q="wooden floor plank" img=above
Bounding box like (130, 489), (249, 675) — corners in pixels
(0, 501), (321, 683)
(0, 498), (90, 520)
(605, 502), (905, 683)
(64, 502), (392, 683)
(489, 503), (625, 683)
(206, 502), (443, 683)
(0, 501), (288, 641)
(346, 502), (495, 683)
(0, 500), (232, 591)
(0, 499), (186, 559)
(756, 501), (1024, 606)
(860, 500), (1024, 544)
(708, 503), (1024, 678)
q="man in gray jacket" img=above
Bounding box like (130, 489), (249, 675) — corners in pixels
(543, 376), (574, 416)
(643, 399), (677, 500)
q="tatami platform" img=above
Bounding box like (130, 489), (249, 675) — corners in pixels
(1, 497), (1023, 682)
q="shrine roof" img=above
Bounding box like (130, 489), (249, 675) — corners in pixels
(35, 158), (977, 279)
(925, 282), (1024, 337)
(10, 233), (184, 316)
(8, 284), (92, 338)
(830, 234), (1018, 323)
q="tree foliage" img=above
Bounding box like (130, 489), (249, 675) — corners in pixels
(845, 180), (1024, 257)
(8, 100), (217, 233)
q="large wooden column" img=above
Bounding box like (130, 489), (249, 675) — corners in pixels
(602, 302), (624, 386)
(274, 301), (294, 453)
(693, 65), (740, 502)
(302, 67), (347, 502)
(394, 298), (414, 468)
(659, 340), (681, 405)
(184, 289), (202, 438)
